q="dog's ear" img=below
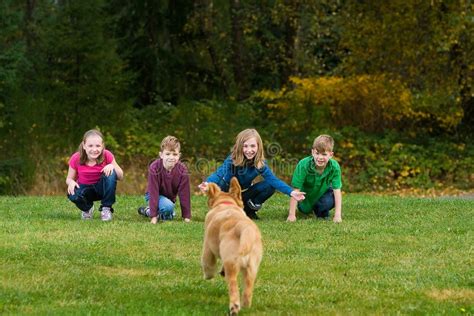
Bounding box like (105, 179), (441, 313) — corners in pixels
(229, 177), (242, 198)
(207, 183), (220, 197)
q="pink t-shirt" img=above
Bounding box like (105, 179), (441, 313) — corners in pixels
(68, 150), (115, 185)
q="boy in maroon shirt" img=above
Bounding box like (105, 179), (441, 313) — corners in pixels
(137, 136), (191, 223)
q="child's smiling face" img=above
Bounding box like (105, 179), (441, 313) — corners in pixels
(242, 137), (258, 160)
(311, 149), (333, 171)
(83, 135), (104, 161)
(160, 149), (180, 170)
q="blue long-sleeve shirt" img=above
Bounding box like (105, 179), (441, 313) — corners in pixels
(207, 155), (293, 196)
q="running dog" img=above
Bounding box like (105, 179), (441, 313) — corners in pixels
(201, 177), (263, 315)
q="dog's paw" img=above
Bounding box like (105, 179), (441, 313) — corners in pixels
(229, 303), (240, 315)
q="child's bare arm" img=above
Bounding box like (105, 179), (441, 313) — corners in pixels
(333, 189), (342, 223)
(287, 189), (300, 222)
(66, 167), (79, 195)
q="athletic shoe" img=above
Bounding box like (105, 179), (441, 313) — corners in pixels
(137, 206), (150, 217)
(245, 209), (260, 220)
(101, 207), (113, 221)
(160, 209), (175, 221)
(81, 205), (94, 220)
(247, 199), (262, 211)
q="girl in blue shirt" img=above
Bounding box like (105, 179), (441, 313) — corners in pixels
(199, 129), (305, 219)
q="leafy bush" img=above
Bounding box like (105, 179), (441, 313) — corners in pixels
(332, 128), (473, 192)
(4, 98), (473, 195)
(0, 157), (34, 195)
(105, 99), (261, 162)
(255, 75), (464, 147)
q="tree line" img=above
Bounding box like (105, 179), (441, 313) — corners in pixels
(0, 0), (472, 194)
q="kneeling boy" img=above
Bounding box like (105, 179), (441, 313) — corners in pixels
(287, 134), (342, 223)
(138, 136), (191, 223)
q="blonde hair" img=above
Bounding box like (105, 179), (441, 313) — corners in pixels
(160, 135), (181, 152)
(78, 129), (105, 165)
(312, 134), (334, 152)
(231, 129), (265, 169)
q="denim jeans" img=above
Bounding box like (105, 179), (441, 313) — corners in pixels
(242, 180), (275, 213)
(144, 193), (175, 219)
(313, 188), (335, 218)
(68, 171), (117, 212)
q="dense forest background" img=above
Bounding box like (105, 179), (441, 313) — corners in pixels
(0, 0), (473, 195)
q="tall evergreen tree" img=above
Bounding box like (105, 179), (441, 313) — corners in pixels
(0, 0), (28, 147)
(30, 0), (131, 145)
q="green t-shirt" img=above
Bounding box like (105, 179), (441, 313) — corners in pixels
(291, 156), (342, 214)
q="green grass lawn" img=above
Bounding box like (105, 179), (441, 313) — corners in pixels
(1, 194), (473, 315)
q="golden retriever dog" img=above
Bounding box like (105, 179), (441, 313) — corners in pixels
(201, 177), (263, 315)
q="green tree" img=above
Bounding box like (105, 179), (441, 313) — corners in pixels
(337, 0), (472, 136)
(0, 0), (34, 193)
(28, 0), (131, 146)
(108, 0), (196, 106)
(0, 0), (28, 143)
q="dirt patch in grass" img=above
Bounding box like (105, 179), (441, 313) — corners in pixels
(96, 266), (154, 278)
(427, 288), (474, 303)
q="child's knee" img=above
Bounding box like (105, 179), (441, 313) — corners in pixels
(103, 170), (117, 182)
(161, 202), (175, 213)
(67, 188), (84, 202)
(159, 203), (175, 220)
(259, 181), (275, 195)
(68, 191), (90, 207)
(159, 196), (175, 213)
(266, 186), (276, 195)
(315, 199), (334, 213)
(100, 171), (117, 191)
(67, 193), (79, 203)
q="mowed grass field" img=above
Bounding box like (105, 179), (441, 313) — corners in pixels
(1, 193), (473, 315)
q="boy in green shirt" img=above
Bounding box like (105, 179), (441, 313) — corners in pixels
(287, 135), (342, 223)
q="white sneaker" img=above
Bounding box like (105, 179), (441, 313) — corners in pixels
(101, 207), (113, 221)
(81, 205), (94, 220)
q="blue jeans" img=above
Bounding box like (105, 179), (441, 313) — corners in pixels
(68, 171), (117, 212)
(242, 181), (275, 212)
(144, 193), (175, 219)
(313, 188), (335, 218)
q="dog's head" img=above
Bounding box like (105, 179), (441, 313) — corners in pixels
(207, 177), (244, 209)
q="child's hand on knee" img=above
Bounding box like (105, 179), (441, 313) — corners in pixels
(101, 164), (115, 176)
(67, 181), (79, 195)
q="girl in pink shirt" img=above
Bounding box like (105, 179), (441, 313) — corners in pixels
(66, 129), (124, 221)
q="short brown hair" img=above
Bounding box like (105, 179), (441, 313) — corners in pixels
(312, 134), (334, 152)
(160, 136), (181, 152)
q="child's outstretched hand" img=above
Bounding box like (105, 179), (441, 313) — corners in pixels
(198, 182), (208, 193)
(333, 215), (342, 223)
(290, 190), (306, 201)
(150, 217), (158, 224)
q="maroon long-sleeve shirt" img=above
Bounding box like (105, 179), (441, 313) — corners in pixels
(146, 159), (191, 219)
